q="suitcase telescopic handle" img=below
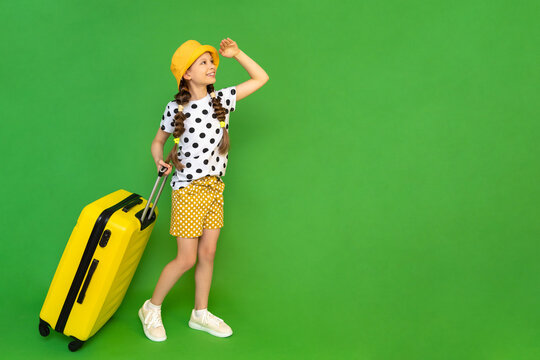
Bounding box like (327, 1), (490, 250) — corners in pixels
(140, 165), (170, 223)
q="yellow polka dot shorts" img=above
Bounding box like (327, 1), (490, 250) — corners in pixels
(170, 175), (225, 238)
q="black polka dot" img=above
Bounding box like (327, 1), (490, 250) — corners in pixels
(202, 110), (208, 115)
(226, 154), (228, 159)
(225, 109), (229, 114)
(226, 99), (230, 106)
(218, 91), (223, 97)
(226, 124), (229, 129)
(189, 128), (195, 133)
(211, 150), (215, 156)
(174, 108), (178, 114)
(161, 125), (165, 130)
(185, 152), (191, 156)
(203, 159), (209, 165)
(193, 143), (199, 148)
(211, 166), (216, 171)
(180, 168), (184, 172)
(219, 171), (223, 176)
(231, 89), (236, 95)
(170, 122), (175, 127)
(208, 101), (212, 106)
(191, 104), (197, 109)
(186, 163), (192, 168)
(215, 129), (220, 134)
(203, 148), (209, 153)
(223, 163), (226, 168)
(173, 182), (176, 186)
(184, 137), (189, 142)
(212, 113), (217, 119)
(210, 138), (215, 144)
(206, 123), (212, 129)
(167, 111), (171, 117)
(185, 112), (191, 118)
(161, 115), (164, 120)
(196, 169), (202, 173)
(231, 107), (235, 112)
(194, 155), (199, 159)
(195, 118), (202, 123)
(200, 133), (206, 138)
(187, 174), (193, 179)
(216, 156), (220, 162)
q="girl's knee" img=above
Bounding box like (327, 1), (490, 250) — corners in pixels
(174, 236), (198, 269)
(174, 254), (197, 270)
(198, 246), (216, 263)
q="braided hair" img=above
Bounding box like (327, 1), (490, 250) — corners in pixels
(165, 78), (231, 171)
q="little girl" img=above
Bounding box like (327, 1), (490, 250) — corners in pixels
(138, 38), (269, 342)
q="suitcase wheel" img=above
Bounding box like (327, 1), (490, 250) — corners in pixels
(68, 338), (84, 352)
(38, 318), (50, 337)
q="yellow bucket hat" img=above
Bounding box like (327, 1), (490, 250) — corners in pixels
(170, 40), (220, 89)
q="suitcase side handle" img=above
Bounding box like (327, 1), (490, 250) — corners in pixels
(76, 259), (99, 305)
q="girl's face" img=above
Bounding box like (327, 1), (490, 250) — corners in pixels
(183, 52), (216, 85)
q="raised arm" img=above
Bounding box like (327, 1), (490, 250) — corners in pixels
(219, 38), (269, 101)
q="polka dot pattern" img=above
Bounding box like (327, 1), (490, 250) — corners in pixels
(170, 175), (225, 238)
(159, 86), (236, 190)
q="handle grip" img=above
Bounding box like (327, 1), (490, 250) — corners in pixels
(159, 166), (168, 177)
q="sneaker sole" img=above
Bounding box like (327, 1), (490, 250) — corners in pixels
(138, 308), (167, 342)
(188, 320), (233, 338)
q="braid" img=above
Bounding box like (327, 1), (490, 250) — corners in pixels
(165, 78), (191, 171)
(207, 84), (230, 154)
(165, 81), (231, 172)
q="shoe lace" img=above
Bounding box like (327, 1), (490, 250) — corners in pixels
(145, 309), (163, 329)
(203, 311), (224, 326)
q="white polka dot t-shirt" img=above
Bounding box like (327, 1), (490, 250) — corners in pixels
(159, 86), (237, 190)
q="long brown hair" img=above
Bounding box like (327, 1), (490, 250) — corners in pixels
(165, 78), (230, 171)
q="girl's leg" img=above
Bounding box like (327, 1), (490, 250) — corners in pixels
(194, 228), (220, 310)
(150, 236), (199, 306)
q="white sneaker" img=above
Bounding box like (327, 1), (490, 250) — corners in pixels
(188, 309), (233, 337)
(138, 300), (167, 342)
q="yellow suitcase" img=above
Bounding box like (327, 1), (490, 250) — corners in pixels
(39, 168), (169, 351)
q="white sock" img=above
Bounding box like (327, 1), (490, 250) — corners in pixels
(146, 300), (161, 310)
(194, 308), (207, 317)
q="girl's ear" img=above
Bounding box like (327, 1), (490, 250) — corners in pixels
(183, 69), (191, 81)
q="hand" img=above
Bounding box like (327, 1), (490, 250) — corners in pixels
(157, 160), (172, 176)
(219, 38), (240, 58)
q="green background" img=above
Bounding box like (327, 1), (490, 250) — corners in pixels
(1, 0), (539, 358)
